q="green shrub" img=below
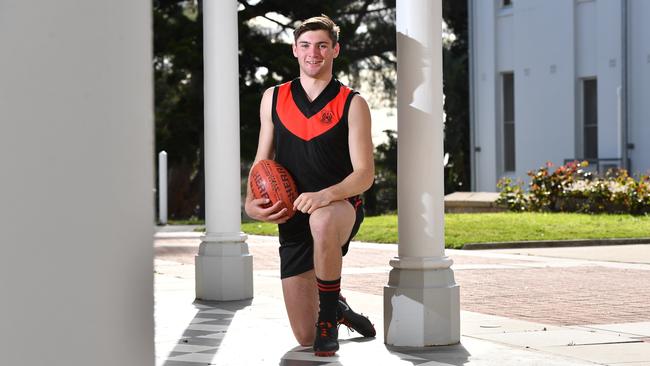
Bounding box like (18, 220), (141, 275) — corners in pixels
(497, 161), (650, 215)
(496, 177), (527, 211)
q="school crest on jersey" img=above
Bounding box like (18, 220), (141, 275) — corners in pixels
(320, 110), (334, 124)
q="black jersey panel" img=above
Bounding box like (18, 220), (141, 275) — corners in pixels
(290, 77), (340, 119)
(271, 79), (357, 193)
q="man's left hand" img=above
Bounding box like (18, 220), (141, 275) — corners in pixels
(293, 190), (333, 214)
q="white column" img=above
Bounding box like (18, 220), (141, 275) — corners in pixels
(195, 0), (253, 301)
(384, 0), (460, 346)
(1, 1), (154, 364)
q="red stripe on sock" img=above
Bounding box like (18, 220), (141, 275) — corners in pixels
(317, 285), (340, 291)
(317, 284), (340, 290)
(316, 278), (341, 293)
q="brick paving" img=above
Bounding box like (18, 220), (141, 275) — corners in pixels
(155, 236), (650, 327)
(343, 267), (650, 326)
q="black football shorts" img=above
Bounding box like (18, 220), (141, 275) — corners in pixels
(277, 196), (364, 279)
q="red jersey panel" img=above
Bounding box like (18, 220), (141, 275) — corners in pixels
(275, 80), (354, 141)
(271, 78), (358, 194)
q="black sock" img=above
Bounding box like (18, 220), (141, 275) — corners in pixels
(316, 277), (341, 324)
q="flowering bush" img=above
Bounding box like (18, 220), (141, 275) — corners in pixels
(496, 177), (527, 211)
(497, 161), (650, 214)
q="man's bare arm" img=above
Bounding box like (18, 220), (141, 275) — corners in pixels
(244, 87), (289, 223)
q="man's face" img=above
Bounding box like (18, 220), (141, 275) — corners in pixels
(292, 30), (340, 78)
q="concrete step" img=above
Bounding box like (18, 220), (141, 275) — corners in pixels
(444, 191), (505, 213)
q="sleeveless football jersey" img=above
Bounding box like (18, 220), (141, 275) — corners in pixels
(272, 77), (359, 193)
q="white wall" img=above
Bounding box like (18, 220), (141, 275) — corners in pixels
(576, 1), (597, 78)
(495, 7), (513, 178)
(575, 0), (597, 159)
(495, 9), (514, 73)
(628, 0), (650, 174)
(0, 2), (154, 365)
(595, 0), (624, 160)
(471, 0), (650, 190)
(575, 0), (625, 161)
(511, 0), (575, 178)
(473, 0), (498, 191)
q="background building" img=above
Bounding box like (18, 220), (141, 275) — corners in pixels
(469, 0), (650, 191)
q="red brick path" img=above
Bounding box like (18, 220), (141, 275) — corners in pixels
(155, 237), (650, 326)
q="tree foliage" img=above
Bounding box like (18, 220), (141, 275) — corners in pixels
(364, 129), (398, 215)
(153, 0), (469, 218)
(154, 0), (396, 218)
(237, 0), (397, 159)
(154, 0), (204, 219)
(366, 1), (470, 215)
(442, 0), (470, 194)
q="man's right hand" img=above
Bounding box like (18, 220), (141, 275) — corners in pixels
(245, 198), (290, 224)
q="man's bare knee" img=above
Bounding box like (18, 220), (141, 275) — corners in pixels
(294, 327), (315, 346)
(309, 203), (354, 244)
(309, 210), (336, 241)
(295, 332), (315, 347)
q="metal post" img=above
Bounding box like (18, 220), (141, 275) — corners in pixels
(158, 151), (168, 225)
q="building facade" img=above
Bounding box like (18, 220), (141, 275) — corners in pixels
(469, 0), (650, 191)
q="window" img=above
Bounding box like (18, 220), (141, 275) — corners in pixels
(503, 73), (516, 172)
(583, 79), (598, 160)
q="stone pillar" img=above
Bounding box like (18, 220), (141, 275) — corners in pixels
(195, 0), (253, 301)
(384, 0), (460, 346)
(1, 1), (154, 364)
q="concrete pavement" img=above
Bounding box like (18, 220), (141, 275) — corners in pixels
(154, 230), (650, 365)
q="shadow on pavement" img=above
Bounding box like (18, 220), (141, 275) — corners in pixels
(277, 337), (471, 365)
(386, 344), (471, 365)
(161, 299), (252, 366)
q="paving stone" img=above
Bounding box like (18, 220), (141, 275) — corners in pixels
(154, 233), (650, 365)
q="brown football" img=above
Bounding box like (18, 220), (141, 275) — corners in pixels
(249, 159), (299, 219)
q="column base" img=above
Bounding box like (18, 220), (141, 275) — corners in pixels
(384, 267), (460, 346)
(195, 235), (253, 301)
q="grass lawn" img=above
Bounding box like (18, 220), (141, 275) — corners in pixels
(240, 212), (650, 249)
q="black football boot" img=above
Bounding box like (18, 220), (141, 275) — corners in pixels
(313, 320), (339, 357)
(337, 294), (376, 338)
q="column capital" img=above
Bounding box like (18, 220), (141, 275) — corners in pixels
(389, 255), (453, 270)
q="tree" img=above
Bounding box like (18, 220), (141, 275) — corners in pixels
(365, 129), (397, 215)
(154, 0), (205, 219)
(366, 1), (471, 214)
(153, 0), (470, 218)
(442, 0), (470, 193)
(237, 0), (397, 160)
(154, 0), (396, 219)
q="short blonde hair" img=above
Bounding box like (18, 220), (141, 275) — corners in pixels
(293, 15), (340, 46)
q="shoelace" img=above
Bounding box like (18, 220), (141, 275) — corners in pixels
(339, 314), (375, 336)
(339, 318), (353, 335)
(339, 313), (370, 326)
(318, 321), (334, 338)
